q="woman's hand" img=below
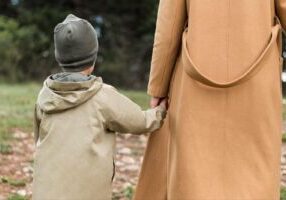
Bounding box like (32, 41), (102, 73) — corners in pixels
(150, 97), (168, 108)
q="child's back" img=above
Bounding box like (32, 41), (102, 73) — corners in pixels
(32, 15), (166, 200)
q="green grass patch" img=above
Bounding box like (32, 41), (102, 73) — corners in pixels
(283, 101), (286, 121)
(7, 194), (28, 200)
(281, 187), (286, 200)
(0, 142), (13, 154)
(123, 185), (134, 199)
(120, 90), (149, 109)
(1, 176), (26, 187)
(283, 133), (286, 143)
(0, 83), (41, 142)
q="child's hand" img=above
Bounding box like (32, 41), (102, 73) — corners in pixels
(159, 98), (168, 110)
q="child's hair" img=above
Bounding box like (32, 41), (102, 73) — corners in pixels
(54, 14), (98, 72)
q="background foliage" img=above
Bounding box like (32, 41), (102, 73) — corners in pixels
(0, 0), (158, 88)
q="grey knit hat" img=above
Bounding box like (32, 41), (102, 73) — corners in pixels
(54, 14), (98, 72)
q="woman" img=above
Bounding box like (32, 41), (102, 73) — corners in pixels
(134, 0), (286, 199)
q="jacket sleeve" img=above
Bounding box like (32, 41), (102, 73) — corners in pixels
(276, 0), (286, 31)
(101, 86), (166, 134)
(147, 0), (187, 97)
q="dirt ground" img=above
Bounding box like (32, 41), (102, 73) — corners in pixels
(0, 130), (147, 200)
(1, 129), (286, 200)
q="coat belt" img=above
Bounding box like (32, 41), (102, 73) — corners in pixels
(182, 18), (282, 88)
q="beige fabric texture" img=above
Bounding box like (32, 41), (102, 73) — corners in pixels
(32, 76), (165, 200)
(134, 0), (286, 199)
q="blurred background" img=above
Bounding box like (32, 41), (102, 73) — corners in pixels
(0, 1), (160, 199)
(0, 0), (158, 88)
(2, 0), (286, 200)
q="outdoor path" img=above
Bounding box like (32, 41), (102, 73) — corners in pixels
(1, 130), (286, 199)
(0, 131), (147, 200)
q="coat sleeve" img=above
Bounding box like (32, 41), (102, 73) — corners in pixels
(101, 86), (166, 134)
(276, 0), (286, 32)
(147, 0), (187, 97)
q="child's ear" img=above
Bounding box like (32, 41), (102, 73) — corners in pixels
(89, 66), (95, 74)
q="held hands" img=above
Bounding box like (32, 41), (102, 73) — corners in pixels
(150, 97), (168, 109)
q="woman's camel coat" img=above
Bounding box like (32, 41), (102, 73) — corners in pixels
(134, 0), (286, 199)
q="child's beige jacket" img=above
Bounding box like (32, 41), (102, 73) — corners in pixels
(32, 74), (165, 200)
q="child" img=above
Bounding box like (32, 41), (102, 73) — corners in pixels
(32, 14), (166, 200)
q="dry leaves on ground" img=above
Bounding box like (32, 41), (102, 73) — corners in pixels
(0, 131), (148, 200)
(2, 130), (286, 200)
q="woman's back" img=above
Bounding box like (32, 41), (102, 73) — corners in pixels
(134, 0), (286, 199)
(187, 0), (276, 82)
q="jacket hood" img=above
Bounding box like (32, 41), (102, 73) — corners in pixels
(37, 73), (102, 113)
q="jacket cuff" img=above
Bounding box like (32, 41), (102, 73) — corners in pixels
(155, 105), (167, 120)
(144, 105), (167, 133)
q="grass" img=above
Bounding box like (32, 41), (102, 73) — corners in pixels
(0, 83), (41, 142)
(0, 142), (13, 154)
(283, 134), (286, 143)
(1, 176), (26, 187)
(122, 90), (149, 110)
(282, 187), (286, 200)
(123, 185), (134, 200)
(0, 83), (149, 144)
(1, 176), (28, 200)
(7, 194), (28, 200)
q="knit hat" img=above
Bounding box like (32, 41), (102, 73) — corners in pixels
(54, 14), (98, 72)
